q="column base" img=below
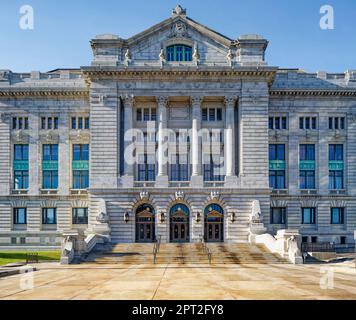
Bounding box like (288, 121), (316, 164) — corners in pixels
(155, 175), (169, 188)
(225, 175), (239, 188)
(120, 175), (134, 188)
(190, 175), (203, 188)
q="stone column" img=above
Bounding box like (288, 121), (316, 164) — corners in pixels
(190, 96), (203, 188)
(225, 96), (238, 187)
(156, 96), (169, 188)
(121, 94), (134, 187)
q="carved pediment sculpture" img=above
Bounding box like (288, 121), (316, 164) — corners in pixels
(170, 21), (189, 38)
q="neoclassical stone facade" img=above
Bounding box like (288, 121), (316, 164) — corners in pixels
(0, 6), (355, 248)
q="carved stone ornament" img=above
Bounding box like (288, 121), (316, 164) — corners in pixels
(125, 49), (132, 61)
(175, 191), (184, 201)
(227, 49), (234, 61)
(96, 211), (109, 224)
(210, 191), (220, 201)
(140, 191), (149, 201)
(192, 47), (200, 62)
(251, 200), (262, 223)
(0, 112), (10, 122)
(172, 5), (187, 17)
(170, 22), (189, 38)
(159, 49), (166, 62)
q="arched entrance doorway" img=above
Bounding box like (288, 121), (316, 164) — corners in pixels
(135, 204), (155, 243)
(170, 204), (190, 243)
(204, 204), (224, 242)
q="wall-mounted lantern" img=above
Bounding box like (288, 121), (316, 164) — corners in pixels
(230, 212), (236, 223)
(124, 212), (130, 224)
(195, 212), (201, 223)
(160, 212), (165, 223)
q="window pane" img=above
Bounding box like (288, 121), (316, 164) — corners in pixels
(269, 117), (273, 130)
(54, 117), (59, 129)
(71, 117), (76, 129)
(275, 117), (280, 130)
(277, 145), (285, 160)
(299, 118), (304, 129)
(136, 109), (142, 121)
(78, 117), (83, 129)
(209, 109), (215, 121)
(312, 117), (317, 129)
(151, 108), (157, 121)
(305, 117), (310, 129)
(82, 144), (89, 161)
(202, 109), (208, 121)
(340, 117), (345, 130)
(73, 145), (81, 160)
(329, 117), (333, 129)
(216, 109), (222, 121)
(282, 117), (287, 129)
(85, 117), (90, 129)
(144, 108), (150, 121)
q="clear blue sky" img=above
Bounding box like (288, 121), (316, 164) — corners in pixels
(0, 0), (355, 73)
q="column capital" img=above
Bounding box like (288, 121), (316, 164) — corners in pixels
(224, 95), (238, 108)
(190, 95), (204, 108)
(121, 94), (135, 107)
(156, 95), (169, 107)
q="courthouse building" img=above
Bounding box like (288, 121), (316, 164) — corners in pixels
(0, 6), (355, 248)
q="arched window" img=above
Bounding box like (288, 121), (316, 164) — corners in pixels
(166, 45), (192, 62)
(170, 204), (190, 216)
(204, 204), (224, 222)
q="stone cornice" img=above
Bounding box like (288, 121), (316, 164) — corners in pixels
(270, 89), (356, 97)
(0, 88), (89, 99)
(82, 66), (278, 85)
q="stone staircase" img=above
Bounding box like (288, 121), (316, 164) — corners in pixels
(84, 242), (288, 265)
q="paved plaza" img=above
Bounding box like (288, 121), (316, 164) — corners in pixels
(0, 261), (355, 300)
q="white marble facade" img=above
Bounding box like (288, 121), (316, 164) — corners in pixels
(0, 6), (355, 247)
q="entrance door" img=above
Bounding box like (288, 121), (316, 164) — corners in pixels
(135, 204), (155, 243)
(170, 221), (189, 242)
(136, 220), (154, 242)
(205, 221), (223, 242)
(204, 204), (224, 242)
(170, 204), (190, 243)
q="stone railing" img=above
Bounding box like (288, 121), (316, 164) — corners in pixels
(253, 229), (303, 264)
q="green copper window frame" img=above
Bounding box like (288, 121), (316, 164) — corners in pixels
(166, 45), (192, 62)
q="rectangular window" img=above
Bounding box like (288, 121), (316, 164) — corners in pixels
(43, 170), (58, 189)
(300, 144), (315, 161)
(269, 170), (286, 189)
(202, 109), (208, 121)
(41, 117), (46, 130)
(85, 117), (90, 130)
(170, 154), (189, 181)
(14, 144), (29, 161)
(73, 170), (89, 189)
(269, 144), (286, 189)
(300, 170), (315, 189)
(137, 154), (155, 182)
(54, 117), (59, 129)
(13, 208), (27, 225)
(331, 208), (344, 225)
(47, 117), (53, 130)
(203, 155), (224, 182)
(274, 117), (280, 130)
(136, 109), (142, 121)
(329, 144), (343, 161)
(14, 171), (29, 190)
(151, 108), (157, 121)
(144, 108), (150, 121)
(329, 117), (346, 130)
(270, 208), (286, 224)
(299, 117), (317, 130)
(71, 117), (76, 129)
(281, 117), (287, 129)
(73, 144), (89, 161)
(78, 117), (83, 129)
(329, 170), (344, 190)
(269, 117), (274, 130)
(72, 208), (88, 225)
(302, 208), (316, 224)
(42, 208), (57, 225)
(43, 144), (58, 161)
(216, 108), (222, 121)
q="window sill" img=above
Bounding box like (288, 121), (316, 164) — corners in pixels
(41, 225), (58, 231)
(271, 189), (288, 195)
(134, 181), (155, 188)
(70, 189), (88, 195)
(300, 189), (317, 195)
(12, 189), (28, 195)
(329, 189), (346, 195)
(40, 189), (58, 195)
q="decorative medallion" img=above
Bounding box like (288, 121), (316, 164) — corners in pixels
(175, 191), (184, 201)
